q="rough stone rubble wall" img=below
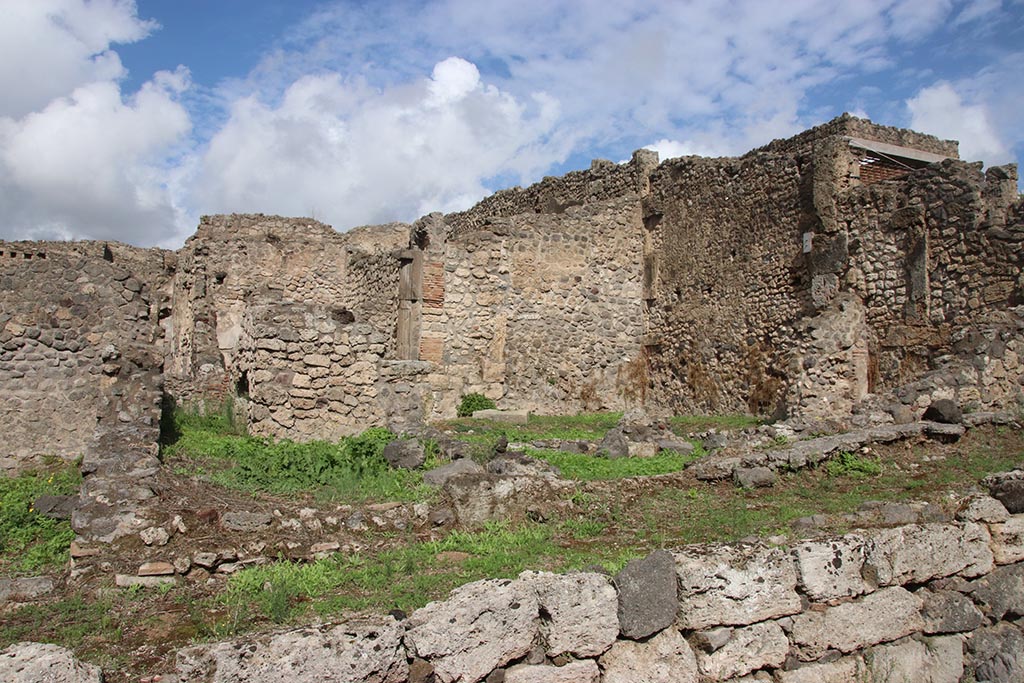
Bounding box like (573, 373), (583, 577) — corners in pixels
(178, 502), (1024, 682)
(436, 196), (647, 415)
(0, 243), (161, 472)
(166, 214), (408, 406)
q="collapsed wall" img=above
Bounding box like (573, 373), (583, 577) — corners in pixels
(175, 498), (1024, 682)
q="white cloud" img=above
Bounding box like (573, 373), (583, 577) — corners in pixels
(194, 60), (560, 229)
(0, 0), (155, 118)
(0, 0), (191, 245)
(907, 81), (1009, 162)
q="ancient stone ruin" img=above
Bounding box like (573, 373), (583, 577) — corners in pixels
(2, 113), (1023, 681)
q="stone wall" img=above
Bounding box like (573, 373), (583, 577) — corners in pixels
(177, 498), (1024, 682)
(434, 196), (647, 414)
(0, 242), (162, 472)
(166, 214), (408, 406)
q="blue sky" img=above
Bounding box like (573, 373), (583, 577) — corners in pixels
(1, 0), (1022, 247)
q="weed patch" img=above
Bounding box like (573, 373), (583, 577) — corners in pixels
(0, 461), (80, 574)
(825, 451), (883, 478)
(529, 447), (700, 480)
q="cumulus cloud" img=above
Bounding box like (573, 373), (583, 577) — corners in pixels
(0, 1), (192, 246)
(907, 82), (1009, 162)
(194, 57), (560, 229)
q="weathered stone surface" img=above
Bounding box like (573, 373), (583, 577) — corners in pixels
(989, 476), (1024, 514)
(919, 589), (985, 634)
(599, 627), (699, 683)
(406, 577), (538, 683)
(504, 661), (600, 683)
(864, 522), (993, 585)
(957, 494), (1010, 523)
(968, 623), (1024, 683)
(520, 571), (617, 658)
(963, 562), (1024, 620)
(693, 620), (788, 681)
(615, 550), (677, 639)
(733, 467), (777, 489)
(597, 428), (629, 458)
(0, 642), (102, 683)
(115, 574), (176, 588)
(922, 398), (962, 424)
(868, 635), (964, 683)
(989, 515), (1024, 564)
(32, 494), (76, 519)
(383, 439), (426, 470)
(423, 459), (485, 487)
(177, 617), (407, 683)
(674, 543), (801, 629)
(138, 561), (175, 576)
(775, 655), (866, 683)
(792, 535), (870, 603)
(472, 409), (529, 424)
(0, 577), (55, 603)
(221, 510), (273, 532)
(790, 586), (923, 660)
(139, 525), (170, 546)
(445, 475), (572, 527)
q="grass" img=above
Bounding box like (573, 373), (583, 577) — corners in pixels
(528, 447), (702, 480)
(0, 459), (80, 575)
(163, 409), (437, 502)
(216, 519), (637, 626)
(438, 412), (623, 443)
(825, 450), (883, 478)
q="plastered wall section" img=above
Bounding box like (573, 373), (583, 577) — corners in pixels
(0, 243), (161, 474)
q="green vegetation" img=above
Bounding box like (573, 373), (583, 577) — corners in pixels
(456, 392), (496, 417)
(529, 447), (701, 480)
(218, 520), (636, 625)
(825, 450), (883, 478)
(164, 409), (436, 502)
(0, 460), (80, 575)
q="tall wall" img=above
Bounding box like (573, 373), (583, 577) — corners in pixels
(166, 214), (408, 406)
(0, 241), (164, 473)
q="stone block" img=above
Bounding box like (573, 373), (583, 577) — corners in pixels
(989, 515), (1024, 564)
(919, 589), (984, 634)
(599, 627), (699, 683)
(0, 576), (55, 603)
(792, 535), (870, 602)
(775, 656), (866, 683)
(176, 616), (407, 683)
(519, 571), (618, 658)
(864, 522), (993, 586)
(504, 661), (600, 683)
(615, 550), (678, 639)
(693, 620), (788, 681)
(963, 562), (1024, 620)
(405, 577), (538, 683)
(956, 494), (1010, 523)
(674, 543), (801, 629)
(968, 623), (1024, 683)
(0, 642), (102, 683)
(867, 635), (964, 683)
(789, 586), (923, 660)
(733, 466), (777, 488)
(472, 409), (529, 424)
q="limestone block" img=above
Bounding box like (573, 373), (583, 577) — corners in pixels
(792, 534), (871, 602)
(864, 522), (993, 586)
(693, 620), (789, 681)
(405, 577), (538, 683)
(0, 642), (102, 683)
(775, 656), (866, 683)
(674, 543), (801, 629)
(0, 576), (55, 603)
(504, 660), (600, 683)
(789, 586), (923, 660)
(868, 635), (964, 683)
(615, 550), (678, 639)
(989, 515), (1024, 564)
(520, 571), (618, 658)
(956, 494), (1010, 523)
(599, 627), (699, 683)
(176, 616), (407, 683)
(472, 409), (529, 424)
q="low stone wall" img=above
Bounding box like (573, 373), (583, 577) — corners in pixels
(176, 498), (1024, 682)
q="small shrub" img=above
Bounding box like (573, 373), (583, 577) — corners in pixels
(825, 451), (882, 478)
(457, 393), (496, 418)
